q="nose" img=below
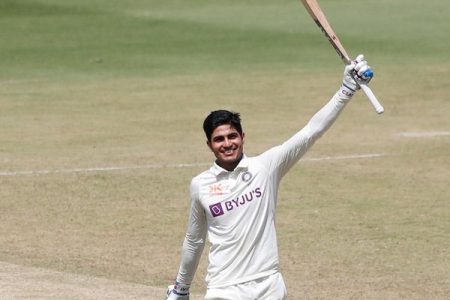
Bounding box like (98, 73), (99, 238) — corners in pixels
(223, 138), (231, 147)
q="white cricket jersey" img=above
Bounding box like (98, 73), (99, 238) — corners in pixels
(176, 92), (349, 288)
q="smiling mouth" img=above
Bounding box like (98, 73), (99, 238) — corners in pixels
(223, 149), (235, 155)
(221, 146), (238, 155)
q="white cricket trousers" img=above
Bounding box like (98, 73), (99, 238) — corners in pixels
(204, 272), (287, 300)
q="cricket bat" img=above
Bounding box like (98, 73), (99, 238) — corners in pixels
(301, 0), (384, 114)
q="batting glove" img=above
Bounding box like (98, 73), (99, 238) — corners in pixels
(166, 282), (190, 300)
(339, 54), (374, 99)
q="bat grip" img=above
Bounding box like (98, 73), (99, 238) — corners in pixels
(360, 84), (384, 114)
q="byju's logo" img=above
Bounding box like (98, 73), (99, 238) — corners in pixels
(209, 187), (262, 218)
(209, 203), (224, 217)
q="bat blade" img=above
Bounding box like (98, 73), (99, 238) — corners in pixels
(300, 0), (384, 114)
(301, 0), (350, 63)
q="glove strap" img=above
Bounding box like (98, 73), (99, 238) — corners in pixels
(173, 282), (190, 296)
(338, 84), (356, 100)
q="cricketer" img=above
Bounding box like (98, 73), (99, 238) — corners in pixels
(166, 55), (374, 300)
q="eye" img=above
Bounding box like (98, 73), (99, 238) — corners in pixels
(228, 133), (239, 140)
(212, 136), (225, 143)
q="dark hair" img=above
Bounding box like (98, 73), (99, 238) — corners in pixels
(203, 110), (243, 142)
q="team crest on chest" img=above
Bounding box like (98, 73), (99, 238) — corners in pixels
(241, 171), (252, 182)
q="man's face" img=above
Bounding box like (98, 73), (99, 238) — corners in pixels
(207, 124), (244, 171)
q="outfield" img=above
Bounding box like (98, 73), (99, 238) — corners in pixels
(1, 0), (449, 299)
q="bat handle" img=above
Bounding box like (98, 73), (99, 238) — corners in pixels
(360, 83), (384, 114)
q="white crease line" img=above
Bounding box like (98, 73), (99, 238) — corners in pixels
(0, 163), (211, 177)
(0, 153), (386, 177)
(303, 153), (385, 161)
(398, 131), (450, 137)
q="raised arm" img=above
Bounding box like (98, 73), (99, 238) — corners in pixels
(262, 55), (374, 177)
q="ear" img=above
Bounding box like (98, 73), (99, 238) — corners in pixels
(206, 140), (212, 151)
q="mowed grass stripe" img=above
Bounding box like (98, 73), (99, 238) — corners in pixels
(0, 1), (318, 78)
(1, 0), (448, 80)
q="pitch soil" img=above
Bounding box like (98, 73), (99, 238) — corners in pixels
(0, 261), (202, 300)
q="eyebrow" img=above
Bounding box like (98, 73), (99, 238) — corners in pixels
(212, 132), (239, 141)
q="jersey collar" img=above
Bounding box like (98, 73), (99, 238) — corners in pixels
(211, 154), (249, 176)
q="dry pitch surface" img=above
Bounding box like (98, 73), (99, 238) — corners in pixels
(0, 261), (202, 300)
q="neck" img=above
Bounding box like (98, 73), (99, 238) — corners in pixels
(217, 153), (243, 171)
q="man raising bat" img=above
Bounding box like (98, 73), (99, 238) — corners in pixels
(166, 56), (374, 300)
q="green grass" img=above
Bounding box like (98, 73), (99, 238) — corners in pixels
(1, 0), (449, 299)
(2, 0), (448, 80)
